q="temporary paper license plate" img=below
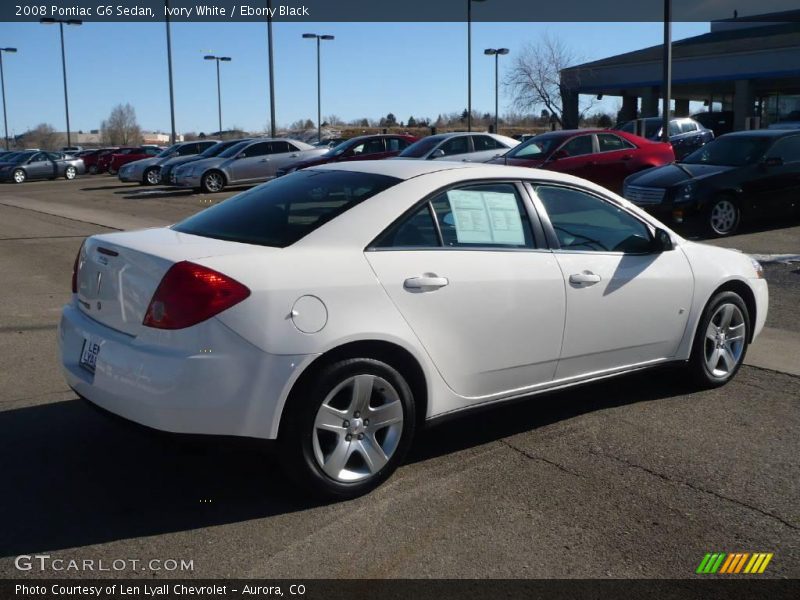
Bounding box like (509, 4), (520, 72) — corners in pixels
(80, 337), (100, 373)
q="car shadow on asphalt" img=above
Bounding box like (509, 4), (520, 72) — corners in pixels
(117, 188), (196, 200)
(80, 184), (140, 191)
(0, 367), (692, 557)
(409, 366), (693, 464)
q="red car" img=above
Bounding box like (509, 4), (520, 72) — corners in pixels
(489, 129), (674, 193)
(275, 134), (417, 176)
(103, 146), (162, 175)
(80, 147), (118, 174)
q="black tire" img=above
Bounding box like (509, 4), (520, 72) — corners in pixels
(143, 167), (160, 186)
(108, 167), (117, 175)
(88, 165), (98, 175)
(279, 358), (416, 500)
(12, 168), (25, 184)
(201, 170), (226, 193)
(688, 290), (750, 388)
(705, 194), (741, 237)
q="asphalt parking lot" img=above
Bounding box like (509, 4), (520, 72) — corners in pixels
(0, 177), (798, 579)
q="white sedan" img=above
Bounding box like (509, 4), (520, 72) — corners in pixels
(59, 161), (768, 498)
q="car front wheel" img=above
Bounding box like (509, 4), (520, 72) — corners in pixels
(64, 166), (77, 180)
(689, 290), (750, 388)
(201, 170), (226, 193)
(144, 167), (160, 186)
(279, 358), (416, 499)
(12, 169), (25, 184)
(707, 195), (740, 237)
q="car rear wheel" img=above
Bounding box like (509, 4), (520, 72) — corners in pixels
(88, 165), (98, 175)
(108, 166), (117, 175)
(144, 167), (160, 186)
(12, 169), (25, 184)
(279, 358), (416, 499)
(64, 166), (77, 180)
(201, 170), (225, 193)
(707, 195), (740, 237)
(688, 291), (750, 388)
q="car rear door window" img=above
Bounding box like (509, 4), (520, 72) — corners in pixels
(374, 204), (440, 248)
(387, 138), (411, 152)
(680, 121), (697, 134)
(533, 185), (654, 254)
(472, 135), (505, 151)
(431, 183), (534, 248)
(597, 133), (634, 152)
(268, 141), (293, 154)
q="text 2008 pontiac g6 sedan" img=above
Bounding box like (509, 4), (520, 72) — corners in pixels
(59, 161), (767, 498)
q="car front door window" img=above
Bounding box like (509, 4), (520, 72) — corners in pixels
(535, 185), (653, 253)
(439, 136), (471, 157)
(559, 135), (593, 157)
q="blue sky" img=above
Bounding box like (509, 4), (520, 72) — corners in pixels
(0, 21), (708, 135)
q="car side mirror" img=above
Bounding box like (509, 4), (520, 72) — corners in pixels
(653, 227), (674, 252)
(430, 149), (446, 159)
(763, 156), (783, 168)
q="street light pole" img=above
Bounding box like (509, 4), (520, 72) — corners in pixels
(204, 55), (232, 134)
(302, 33), (334, 144)
(40, 18), (82, 148)
(661, 0), (672, 143)
(165, 0), (177, 144)
(0, 47), (17, 151)
(484, 48), (509, 134)
(266, 0), (276, 137)
(467, 0), (487, 132)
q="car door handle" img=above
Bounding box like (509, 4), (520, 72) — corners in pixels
(404, 274), (449, 291)
(259, 159), (269, 162)
(621, 155), (633, 161)
(290, 154), (298, 158)
(569, 271), (601, 285)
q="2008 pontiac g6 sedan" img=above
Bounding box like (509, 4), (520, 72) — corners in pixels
(59, 161), (768, 499)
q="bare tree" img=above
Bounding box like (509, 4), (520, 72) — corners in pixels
(22, 123), (64, 150)
(100, 103), (143, 145)
(505, 34), (595, 128)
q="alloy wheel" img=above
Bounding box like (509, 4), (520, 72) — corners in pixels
(146, 169), (160, 185)
(65, 166), (76, 180)
(13, 169), (25, 183)
(704, 303), (746, 378)
(204, 172), (224, 192)
(312, 374), (404, 483)
(709, 199), (738, 235)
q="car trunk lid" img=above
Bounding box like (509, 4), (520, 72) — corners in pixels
(75, 227), (257, 336)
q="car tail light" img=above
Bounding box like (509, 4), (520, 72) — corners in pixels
(143, 261), (250, 330)
(71, 242), (84, 293)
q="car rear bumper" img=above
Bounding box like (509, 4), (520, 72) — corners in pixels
(58, 302), (313, 440)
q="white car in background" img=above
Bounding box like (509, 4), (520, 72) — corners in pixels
(396, 132), (519, 162)
(59, 161), (767, 498)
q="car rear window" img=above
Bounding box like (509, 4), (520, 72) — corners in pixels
(173, 169), (401, 248)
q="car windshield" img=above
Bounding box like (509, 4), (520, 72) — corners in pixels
(157, 144), (180, 158)
(218, 140), (252, 158)
(506, 135), (564, 159)
(327, 139), (355, 157)
(398, 136), (444, 158)
(173, 169), (401, 248)
(681, 136), (771, 166)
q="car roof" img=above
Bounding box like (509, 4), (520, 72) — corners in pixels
(308, 158), (607, 184)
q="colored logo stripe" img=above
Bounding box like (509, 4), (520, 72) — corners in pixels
(697, 552), (773, 574)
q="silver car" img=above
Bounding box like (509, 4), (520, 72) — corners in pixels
(118, 140), (219, 185)
(396, 132), (519, 162)
(159, 139), (251, 185)
(173, 138), (327, 193)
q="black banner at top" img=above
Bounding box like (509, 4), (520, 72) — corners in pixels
(3, 0), (800, 22)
